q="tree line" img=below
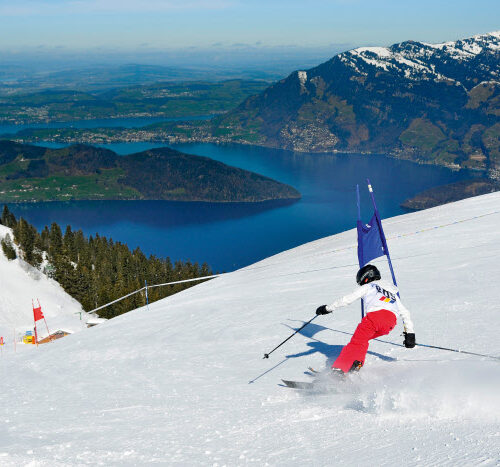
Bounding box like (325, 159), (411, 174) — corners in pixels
(0, 205), (213, 319)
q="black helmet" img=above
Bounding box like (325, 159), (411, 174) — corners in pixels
(356, 264), (381, 285)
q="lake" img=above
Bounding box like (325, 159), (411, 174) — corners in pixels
(4, 137), (475, 271)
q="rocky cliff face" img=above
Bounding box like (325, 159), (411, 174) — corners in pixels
(217, 32), (500, 174)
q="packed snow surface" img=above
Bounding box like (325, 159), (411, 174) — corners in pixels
(1, 193), (500, 465)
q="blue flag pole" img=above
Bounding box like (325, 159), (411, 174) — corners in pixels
(356, 184), (365, 319)
(366, 179), (398, 289)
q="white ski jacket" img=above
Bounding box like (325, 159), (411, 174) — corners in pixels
(326, 279), (414, 333)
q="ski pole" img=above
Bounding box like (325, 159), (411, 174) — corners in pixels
(416, 342), (500, 360)
(263, 315), (318, 359)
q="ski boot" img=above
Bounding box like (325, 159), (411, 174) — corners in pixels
(348, 360), (363, 373)
(330, 367), (347, 380)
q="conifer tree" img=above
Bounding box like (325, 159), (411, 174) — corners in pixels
(1, 205), (17, 228)
(64, 225), (78, 263)
(40, 226), (50, 251)
(1, 233), (17, 260)
(13, 218), (41, 267)
(49, 223), (64, 259)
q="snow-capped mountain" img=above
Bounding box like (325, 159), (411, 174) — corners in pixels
(0, 192), (499, 465)
(216, 32), (500, 172)
(344, 31), (500, 87)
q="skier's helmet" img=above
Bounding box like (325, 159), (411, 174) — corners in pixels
(356, 264), (381, 285)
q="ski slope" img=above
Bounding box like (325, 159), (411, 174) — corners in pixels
(1, 193), (500, 465)
(0, 225), (86, 341)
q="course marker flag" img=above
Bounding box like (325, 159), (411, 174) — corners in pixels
(356, 180), (398, 317)
(32, 299), (51, 346)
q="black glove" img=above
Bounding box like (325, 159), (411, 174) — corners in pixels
(403, 332), (416, 348)
(316, 305), (330, 315)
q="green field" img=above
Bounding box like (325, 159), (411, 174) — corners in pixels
(0, 169), (142, 202)
(0, 80), (269, 124)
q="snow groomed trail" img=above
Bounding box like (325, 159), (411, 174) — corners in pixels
(1, 193), (499, 465)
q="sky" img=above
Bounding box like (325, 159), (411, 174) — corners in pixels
(1, 0), (498, 49)
(0, 0), (498, 70)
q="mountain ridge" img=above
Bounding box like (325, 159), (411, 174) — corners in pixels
(207, 31), (500, 175)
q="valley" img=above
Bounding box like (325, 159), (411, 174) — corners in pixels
(12, 32), (498, 178)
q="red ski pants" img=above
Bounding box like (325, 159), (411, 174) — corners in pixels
(332, 309), (397, 373)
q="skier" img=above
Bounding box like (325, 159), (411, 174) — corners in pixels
(316, 264), (415, 374)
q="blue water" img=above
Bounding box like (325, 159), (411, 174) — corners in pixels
(0, 115), (212, 136)
(7, 141), (474, 271)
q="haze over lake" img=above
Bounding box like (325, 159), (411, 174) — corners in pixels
(0, 116), (213, 137)
(3, 122), (475, 271)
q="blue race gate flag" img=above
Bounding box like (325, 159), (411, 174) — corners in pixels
(357, 214), (385, 267)
(356, 181), (399, 317)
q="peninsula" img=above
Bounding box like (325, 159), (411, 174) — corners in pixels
(0, 141), (301, 203)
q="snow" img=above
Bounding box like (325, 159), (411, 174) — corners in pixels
(297, 70), (307, 85)
(86, 316), (108, 326)
(424, 31), (500, 55)
(0, 225), (87, 341)
(0, 193), (500, 465)
(351, 48), (391, 71)
(355, 46), (392, 58)
(346, 31), (500, 83)
(393, 56), (427, 71)
(349, 46), (435, 75)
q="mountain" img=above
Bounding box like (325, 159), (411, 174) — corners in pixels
(213, 32), (500, 175)
(0, 140), (300, 202)
(0, 191), (498, 464)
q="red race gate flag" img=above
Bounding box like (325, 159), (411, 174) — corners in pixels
(32, 299), (52, 345)
(0, 337), (4, 345)
(33, 304), (44, 322)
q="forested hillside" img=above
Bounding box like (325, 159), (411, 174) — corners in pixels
(0, 205), (213, 318)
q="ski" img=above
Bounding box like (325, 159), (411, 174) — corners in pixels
(281, 379), (315, 390)
(282, 367), (350, 390)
